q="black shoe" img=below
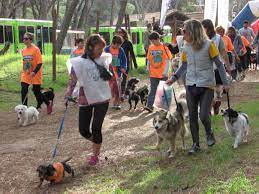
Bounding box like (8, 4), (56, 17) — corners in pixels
(188, 143), (200, 155)
(207, 133), (216, 147)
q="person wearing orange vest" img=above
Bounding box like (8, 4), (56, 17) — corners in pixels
(144, 31), (172, 113)
(70, 38), (85, 58)
(21, 32), (52, 114)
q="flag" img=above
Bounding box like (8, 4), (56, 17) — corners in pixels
(160, 0), (172, 28)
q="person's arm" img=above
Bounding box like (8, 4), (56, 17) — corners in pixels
(33, 63), (42, 74)
(213, 56), (228, 85)
(219, 39), (231, 73)
(250, 28), (255, 39)
(65, 67), (78, 97)
(120, 48), (127, 75)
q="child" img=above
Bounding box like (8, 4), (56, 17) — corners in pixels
(144, 31), (172, 113)
(105, 35), (127, 110)
(70, 38), (85, 58)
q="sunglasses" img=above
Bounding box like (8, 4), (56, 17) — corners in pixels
(23, 37), (31, 40)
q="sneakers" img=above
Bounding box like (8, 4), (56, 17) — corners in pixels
(213, 101), (221, 115)
(111, 105), (121, 110)
(188, 143), (200, 155)
(207, 133), (216, 147)
(47, 102), (53, 114)
(88, 155), (99, 166)
(144, 106), (153, 113)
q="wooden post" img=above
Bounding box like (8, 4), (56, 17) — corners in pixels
(96, 11), (100, 33)
(125, 14), (128, 30)
(127, 14), (130, 34)
(51, 2), (58, 81)
(110, 0), (115, 26)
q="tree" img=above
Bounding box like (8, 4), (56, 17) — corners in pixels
(56, 0), (78, 54)
(115, 0), (128, 31)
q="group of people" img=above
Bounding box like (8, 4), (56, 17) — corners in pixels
(19, 18), (258, 165)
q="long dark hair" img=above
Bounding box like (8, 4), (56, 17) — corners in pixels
(82, 34), (106, 59)
(201, 19), (216, 39)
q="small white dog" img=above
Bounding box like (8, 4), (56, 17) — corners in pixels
(222, 108), (249, 148)
(15, 105), (39, 126)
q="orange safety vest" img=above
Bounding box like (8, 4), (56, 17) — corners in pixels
(46, 162), (64, 183)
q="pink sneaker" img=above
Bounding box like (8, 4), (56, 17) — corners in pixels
(88, 155), (99, 166)
(47, 103), (53, 114)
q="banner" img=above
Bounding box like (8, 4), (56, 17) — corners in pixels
(204, 0), (217, 24)
(160, 0), (172, 28)
(218, 0), (229, 30)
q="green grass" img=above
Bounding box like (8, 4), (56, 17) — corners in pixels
(65, 100), (259, 194)
(206, 171), (256, 194)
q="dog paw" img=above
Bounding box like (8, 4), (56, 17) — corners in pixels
(233, 144), (238, 149)
(243, 138), (248, 143)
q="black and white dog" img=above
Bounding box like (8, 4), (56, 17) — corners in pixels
(125, 77), (149, 110)
(221, 108), (249, 148)
(37, 87), (55, 109)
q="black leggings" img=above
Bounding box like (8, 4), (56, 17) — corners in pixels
(21, 82), (49, 107)
(79, 102), (109, 144)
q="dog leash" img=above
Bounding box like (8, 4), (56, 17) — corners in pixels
(51, 97), (76, 161)
(226, 92), (230, 109)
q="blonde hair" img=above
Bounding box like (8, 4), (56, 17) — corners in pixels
(184, 19), (207, 50)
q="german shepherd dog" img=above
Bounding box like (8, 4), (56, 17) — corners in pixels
(125, 77), (149, 110)
(153, 101), (188, 158)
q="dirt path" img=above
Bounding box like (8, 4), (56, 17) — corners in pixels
(0, 71), (259, 194)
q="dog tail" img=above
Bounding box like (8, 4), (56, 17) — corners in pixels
(61, 156), (72, 164)
(241, 113), (249, 125)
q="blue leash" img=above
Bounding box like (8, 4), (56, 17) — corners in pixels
(51, 98), (75, 160)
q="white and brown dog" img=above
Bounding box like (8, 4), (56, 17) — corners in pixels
(153, 101), (189, 158)
(222, 108), (249, 148)
(15, 105), (39, 126)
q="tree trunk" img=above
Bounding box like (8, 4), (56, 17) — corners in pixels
(56, 0), (78, 54)
(71, 0), (84, 30)
(77, 0), (94, 30)
(52, 2), (58, 81)
(22, 1), (27, 18)
(115, 0), (127, 32)
(110, 0), (115, 26)
(39, 1), (48, 19)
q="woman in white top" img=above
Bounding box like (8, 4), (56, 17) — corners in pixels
(65, 34), (112, 166)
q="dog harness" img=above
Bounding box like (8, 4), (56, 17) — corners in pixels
(46, 162), (64, 183)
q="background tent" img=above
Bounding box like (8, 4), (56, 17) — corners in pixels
(251, 19), (259, 33)
(232, 0), (259, 29)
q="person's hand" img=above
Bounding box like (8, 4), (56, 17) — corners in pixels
(166, 79), (174, 86)
(30, 72), (35, 78)
(223, 85), (230, 93)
